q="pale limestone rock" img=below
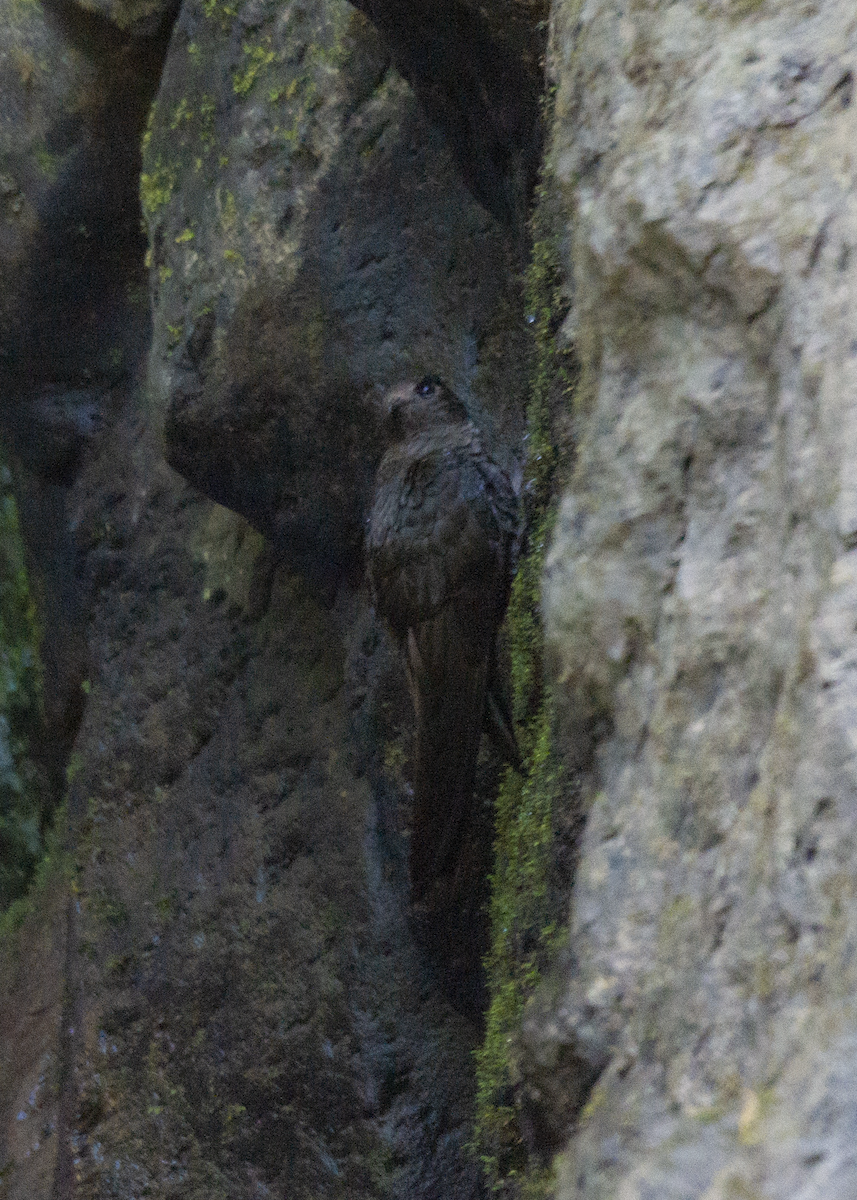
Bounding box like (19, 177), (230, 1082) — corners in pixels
(540, 0), (857, 1194)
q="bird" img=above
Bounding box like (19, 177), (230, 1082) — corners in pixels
(367, 376), (520, 900)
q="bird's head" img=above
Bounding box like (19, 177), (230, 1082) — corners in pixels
(382, 376), (469, 440)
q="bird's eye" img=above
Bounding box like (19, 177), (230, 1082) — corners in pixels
(416, 376), (438, 396)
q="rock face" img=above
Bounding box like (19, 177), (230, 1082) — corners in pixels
(0, 0), (535, 1196)
(7, 0), (857, 1194)
(532, 0), (857, 1195)
(0, 0), (172, 775)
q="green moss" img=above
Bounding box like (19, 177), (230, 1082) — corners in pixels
(0, 465), (49, 913)
(0, 800), (69, 942)
(475, 719), (564, 1192)
(473, 187), (575, 1196)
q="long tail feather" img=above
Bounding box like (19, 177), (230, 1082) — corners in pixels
(406, 609), (490, 896)
(484, 643), (522, 771)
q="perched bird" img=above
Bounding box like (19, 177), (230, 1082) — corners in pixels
(367, 376), (520, 898)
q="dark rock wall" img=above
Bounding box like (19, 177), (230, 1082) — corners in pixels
(0, 0), (174, 785)
(0, 0), (546, 1197)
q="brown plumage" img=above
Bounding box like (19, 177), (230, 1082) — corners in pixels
(367, 376), (519, 898)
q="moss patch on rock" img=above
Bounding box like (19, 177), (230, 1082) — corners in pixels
(0, 460), (48, 914)
(474, 187), (577, 1197)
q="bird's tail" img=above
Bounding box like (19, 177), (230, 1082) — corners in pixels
(406, 610), (490, 898)
(484, 642), (523, 772)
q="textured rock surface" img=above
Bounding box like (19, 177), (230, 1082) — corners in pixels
(55, 405), (486, 1199)
(0, 0), (172, 774)
(347, 0), (544, 225)
(0, 0), (536, 1196)
(535, 0), (857, 1195)
(18, 0), (857, 1192)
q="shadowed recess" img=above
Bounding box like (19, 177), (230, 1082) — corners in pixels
(348, 0), (545, 226)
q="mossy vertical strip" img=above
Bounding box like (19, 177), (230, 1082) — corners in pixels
(474, 185), (576, 1196)
(0, 459), (47, 911)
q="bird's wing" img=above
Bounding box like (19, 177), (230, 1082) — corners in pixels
(368, 443), (516, 634)
(367, 438), (519, 894)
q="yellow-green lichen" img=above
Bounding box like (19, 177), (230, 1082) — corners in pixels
(311, 0), (361, 70)
(219, 187), (237, 234)
(11, 45), (37, 86)
(474, 188), (576, 1197)
(8, 0), (39, 18)
(198, 94), (216, 149)
(192, 504), (267, 614)
(268, 79), (297, 104)
(201, 0), (237, 29)
(170, 97), (194, 129)
(140, 159), (177, 218)
(233, 38), (277, 96)
(141, 100), (157, 153)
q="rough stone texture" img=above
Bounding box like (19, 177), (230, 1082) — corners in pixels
(0, 0), (171, 773)
(53, 402), (486, 1199)
(2, 388), (492, 1200)
(1, 0), (168, 396)
(0, 0), (91, 386)
(0, 874), (68, 1199)
(347, 0), (545, 225)
(0, 0), (536, 1195)
(534, 0), (857, 1195)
